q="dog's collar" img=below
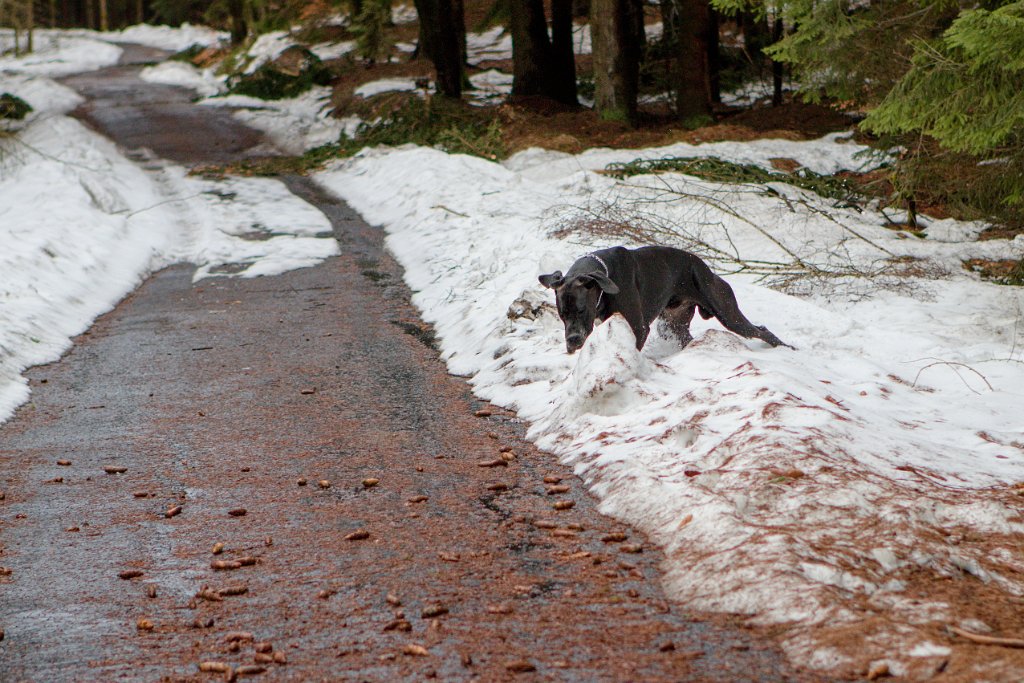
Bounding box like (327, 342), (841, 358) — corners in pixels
(585, 253), (610, 310)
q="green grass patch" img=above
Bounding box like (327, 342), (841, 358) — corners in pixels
(226, 46), (334, 100)
(605, 156), (863, 203)
(193, 96), (506, 178)
(0, 93), (32, 120)
(335, 96), (506, 160)
(191, 144), (343, 177)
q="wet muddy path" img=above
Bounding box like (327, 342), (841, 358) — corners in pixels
(0, 45), (810, 681)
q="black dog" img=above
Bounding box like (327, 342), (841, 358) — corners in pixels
(539, 245), (790, 353)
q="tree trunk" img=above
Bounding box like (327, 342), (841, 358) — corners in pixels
(509, 0), (552, 99)
(453, 0), (467, 66)
(27, 0), (35, 52)
(550, 0), (578, 104)
(707, 7), (720, 104)
(771, 17), (784, 106)
(661, 0), (712, 122)
(414, 0), (463, 97)
(228, 0), (248, 44)
(136, 0), (144, 24)
(412, 0), (432, 60)
(98, 0), (108, 32)
(591, 0), (640, 124)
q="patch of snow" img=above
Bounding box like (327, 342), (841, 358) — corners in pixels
(466, 27), (513, 64)
(0, 29), (122, 75)
(572, 22), (662, 56)
(0, 73), (84, 118)
(314, 142), (1024, 676)
(909, 642), (952, 657)
(720, 80), (777, 107)
(0, 112), (338, 424)
(133, 58), (353, 154)
(310, 40), (356, 61)
(140, 61), (225, 97)
(504, 131), (879, 180)
(202, 86), (357, 154)
(354, 77), (423, 98)
(240, 31), (293, 74)
(101, 23), (226, 50)
(391, 4), (419, 24)
(468, 69), (513, 105)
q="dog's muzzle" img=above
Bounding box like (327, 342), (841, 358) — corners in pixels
(565, 332), (586, 354)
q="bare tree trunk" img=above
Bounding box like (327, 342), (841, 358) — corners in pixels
(98, 0), (108, 31)
(591, 0), (640, 124)
(708, 6), (720, 104)
(453, 0), (467, 65)
(771, 17), (784, 106)
(434, 0), (463, 97)
(550, 0), (578, 104)
(85, 0), (95, 30)
(509, 0), (552, 99)
(412, 0), (431, 59)
(136, 0), (143, 24)
(414, 0), (463, 97)
(228, 0), (247, 44)
(26, 0), (33, 52)
(661, 0), (712, 122)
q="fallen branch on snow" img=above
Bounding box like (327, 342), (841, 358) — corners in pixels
(948, 626), (1024, 649)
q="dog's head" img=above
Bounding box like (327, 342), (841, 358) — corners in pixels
(539, 267), (619, 354)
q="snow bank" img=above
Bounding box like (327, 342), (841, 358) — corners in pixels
(0, 48), (337, 423)
(0, 115), (337, 423)
(101, 23), (226, 51)
(316, 143), (1024, 677)
(136, 42), (355, 153)
(140, 60), (225, 97)
(0, 30), (122, 75)
(354, 77), (422, 98)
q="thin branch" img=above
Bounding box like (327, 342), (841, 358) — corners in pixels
(948, 626), (1024, 649)
(908, 358), (994, 394)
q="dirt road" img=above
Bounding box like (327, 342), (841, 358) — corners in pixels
(0, 46), (808, 681)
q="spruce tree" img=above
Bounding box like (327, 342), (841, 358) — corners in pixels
(863, 0), (1024, 159)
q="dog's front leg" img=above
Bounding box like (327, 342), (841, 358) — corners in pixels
(621, 310), (650, 351)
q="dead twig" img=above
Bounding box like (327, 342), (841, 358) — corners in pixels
(948, 625), (1024, 648)
(909, 358), (994, 394)
(432, 204), (469, 218)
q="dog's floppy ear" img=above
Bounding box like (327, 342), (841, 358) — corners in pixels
(538, 270), (564, 289)
(586, 271), (619, 294)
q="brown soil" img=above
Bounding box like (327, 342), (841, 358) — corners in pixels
(496, 99), (857, 156)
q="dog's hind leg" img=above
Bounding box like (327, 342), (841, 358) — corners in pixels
(700, 273), (793, 349)
(662, 303), (696, 349)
